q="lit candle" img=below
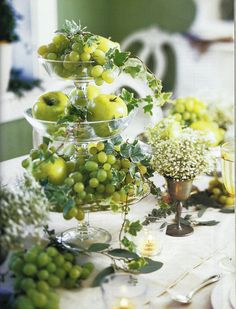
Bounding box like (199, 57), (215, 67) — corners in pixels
(113, 297), (135, 309)
(139, 234), (159, 257)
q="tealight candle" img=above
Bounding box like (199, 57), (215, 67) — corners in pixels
(139, 234), (159, 257)
(113, 297), (135, 309)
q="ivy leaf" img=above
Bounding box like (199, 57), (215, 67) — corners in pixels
(120, 143), (132, 158)
(139, 258), (163, 273)
(121, 236), (136, 252)
(107, 249), (139, 259)
(63, 199), (75, 218)
(195, 220), (220, 226)
(111, 169), (126, 185)
(197, 206), (207, 218)
(87, 243), (110, 252)
(220, 208), (235, 213)
(124, 65), (142, 78)
(127, 220), (142, 236)
(186, 191), (221, 208)
(180, 217), (191, 226)
(130, 142), (146, 163)
(113, 49), (130, 67)
(120, 88), (139, 113)
(104, 141), (116, 154)
(111, 135), (123, 145)
(92, 266), (114, 287)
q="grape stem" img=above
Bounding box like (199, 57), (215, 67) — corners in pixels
(118, 193), (129, 246)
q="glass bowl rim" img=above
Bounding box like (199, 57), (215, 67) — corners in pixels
(38, 56), (95, 65)
(24, 107), (136, 125)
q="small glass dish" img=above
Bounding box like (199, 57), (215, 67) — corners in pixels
(24, 108), (136, 143)
(101, 273), (148, 309)
(133, 217), (167, 257)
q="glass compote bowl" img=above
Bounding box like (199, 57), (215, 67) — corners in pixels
(25, 58), (139, 249)
(221, 140), (235, 197)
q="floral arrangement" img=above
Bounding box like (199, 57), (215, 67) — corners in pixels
(148, 120), (214, 181)
(0, 174), (49, 250)
(0, 0), (20, 42)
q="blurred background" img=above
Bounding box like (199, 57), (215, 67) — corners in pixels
(0, 0), (234, 161)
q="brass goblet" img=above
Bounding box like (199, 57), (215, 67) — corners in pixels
(165, 178), (194, 237)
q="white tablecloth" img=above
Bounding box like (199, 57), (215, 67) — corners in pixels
(0, 157), (235, 309)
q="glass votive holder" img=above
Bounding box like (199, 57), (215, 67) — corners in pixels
(101, 273), (148, 309)
(134, 218), (167, 257)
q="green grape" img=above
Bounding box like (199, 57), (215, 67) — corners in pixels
(97, 37), (111, 52)
(47, 262), (57, 273)
(80, 52), (91, 61)
(84, 43), (97, 54)
(32, 291), (48, 308)
(23, 263), (37, 276)
(78, 190), (86, 199)
(185, 100), (194, 112)
(69, 51), (80, 62)
(103, 163), (111, 171)
(64, 207), (78, 220)
(107, 170), (113, 180)
(112, 191), (121, 202)
(175, 102), (185, 113)
(74, 182), (85, 193)
(72, 42), (83, 53)
(105, 184), (115, 194)
(48, 275), (61, 288)
(47, 43), (57, 53)
(13, 276), (23, 291)
(95, 77), (104, 86)
(212, 188), (221, 196)
(54, 268), (66, 280)
(38, 45), (48, 56)
(85, 193), (94, 203)
(86, 186), (95, 194)
(183, 112), (190, 120)
(225, 197), (234, 206)
(121, 158), (131, 169)
(97, 169), (107, 182)
(22, 158), (31, 168)
(64, 252), (74, 262)
(37, 252), (50, 268)
(96, 142), (105, 151)
(71, 172), (83, 182)
(89, 147), (98, 155)
(107, 154), (116, 165)
(91, 65), (103, 77)
(38, 269), (49, 280)
(93, 49), (106, 65)
(69, 267), (81, 279)
(66, 161), (76, 174)
(219, 195), (227, 204)
(47, 53), (57, 60)
(75, 209), (85, 221)
(24, 250), (37, 263)
(46, 291), (59, 304)
(54, 255), (65, 267)
(42, 300), (59, 309)
(89, 178), (99, 188)
(97, 184), (105, 193)
(80, 268), (90, 280)
(63, 278), (76, 289)
(85, 161), (98, 172)
(102, 70), (115, 84)
(139, 165), (147, 175)
(97, 151), (107, 163)
(37, 280), (50, 293)
(63, 261), (72, 272)
(76, 157), (85, 166)
(15, 296), (34, 309)
(120, 189), (127, 202)
(65, 177), (75, 187)
(21, 278), (36, 291)
(174, 113), (182, 121)
(83, 262), (94, 272)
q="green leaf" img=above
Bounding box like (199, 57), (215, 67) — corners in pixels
(124, 65), (142, 78)
(139, 258), (163, 273)
(197, 206), (207, 217)
(120, 143), (132, 158)
(104, 141), (116, 154)
(128, 220), (142, 236)
(130, 142), (146, 163)
(180, 217), (191, 226)
(111, 135), (123, 145)
(87, 243), (110, 252)
(121, 236), (136, 252)
(63, 199), (75, 217)
(107, 249), (139, 259)
(195, 220), (220, 226)
(111, 169), (126, 185)
(92, 266), (114, 287)
(186, 191), (221, 208)
(113, 49), (130, 67)
(220, 208), (235, 213)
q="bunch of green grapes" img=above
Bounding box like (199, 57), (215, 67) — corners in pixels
(168, 97), (210, 126)
(37, 23), (119, 85)
(208, 177), (234, 207)
(10, 244), (94, 309)
(62, 141), (149, 220)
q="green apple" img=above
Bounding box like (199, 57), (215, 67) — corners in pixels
(33, 156), (67, 185)
(87, 94), (128, 121)
(190, 121), (224, 146)
(32, 91), (68, 121)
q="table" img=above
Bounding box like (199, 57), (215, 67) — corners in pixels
(0, 157), (235, 309)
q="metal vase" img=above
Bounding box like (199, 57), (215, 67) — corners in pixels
(165, 177), (194, 237)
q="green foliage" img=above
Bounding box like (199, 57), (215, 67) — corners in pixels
(0, 0), (20, 42)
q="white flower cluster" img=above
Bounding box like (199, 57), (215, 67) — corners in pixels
(0, 173), (50, 250)
(150, 127), (215, 181)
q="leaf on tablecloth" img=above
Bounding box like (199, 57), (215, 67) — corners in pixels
(185, 191), (221, 208)
(195, 220), (220, 226)
(107, 249), (139, 259)
(92, 266), (114, 287)
(220, 208), (235, 213)
(87, 243), (110, 252)
(139, 258), (163, 273)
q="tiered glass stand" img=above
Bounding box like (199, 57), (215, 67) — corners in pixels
(24, 58), (137, 249)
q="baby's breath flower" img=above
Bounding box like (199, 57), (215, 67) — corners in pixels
(0, 173), (50, 250)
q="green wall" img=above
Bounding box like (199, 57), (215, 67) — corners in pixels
(0, 119), (32, 162)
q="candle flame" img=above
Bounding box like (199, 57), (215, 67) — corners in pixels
(120, 298), (129, 306)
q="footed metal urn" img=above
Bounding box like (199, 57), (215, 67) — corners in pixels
(165, 178), (194, 237)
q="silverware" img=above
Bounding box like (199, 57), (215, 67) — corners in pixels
(169, 274), (221, 304)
